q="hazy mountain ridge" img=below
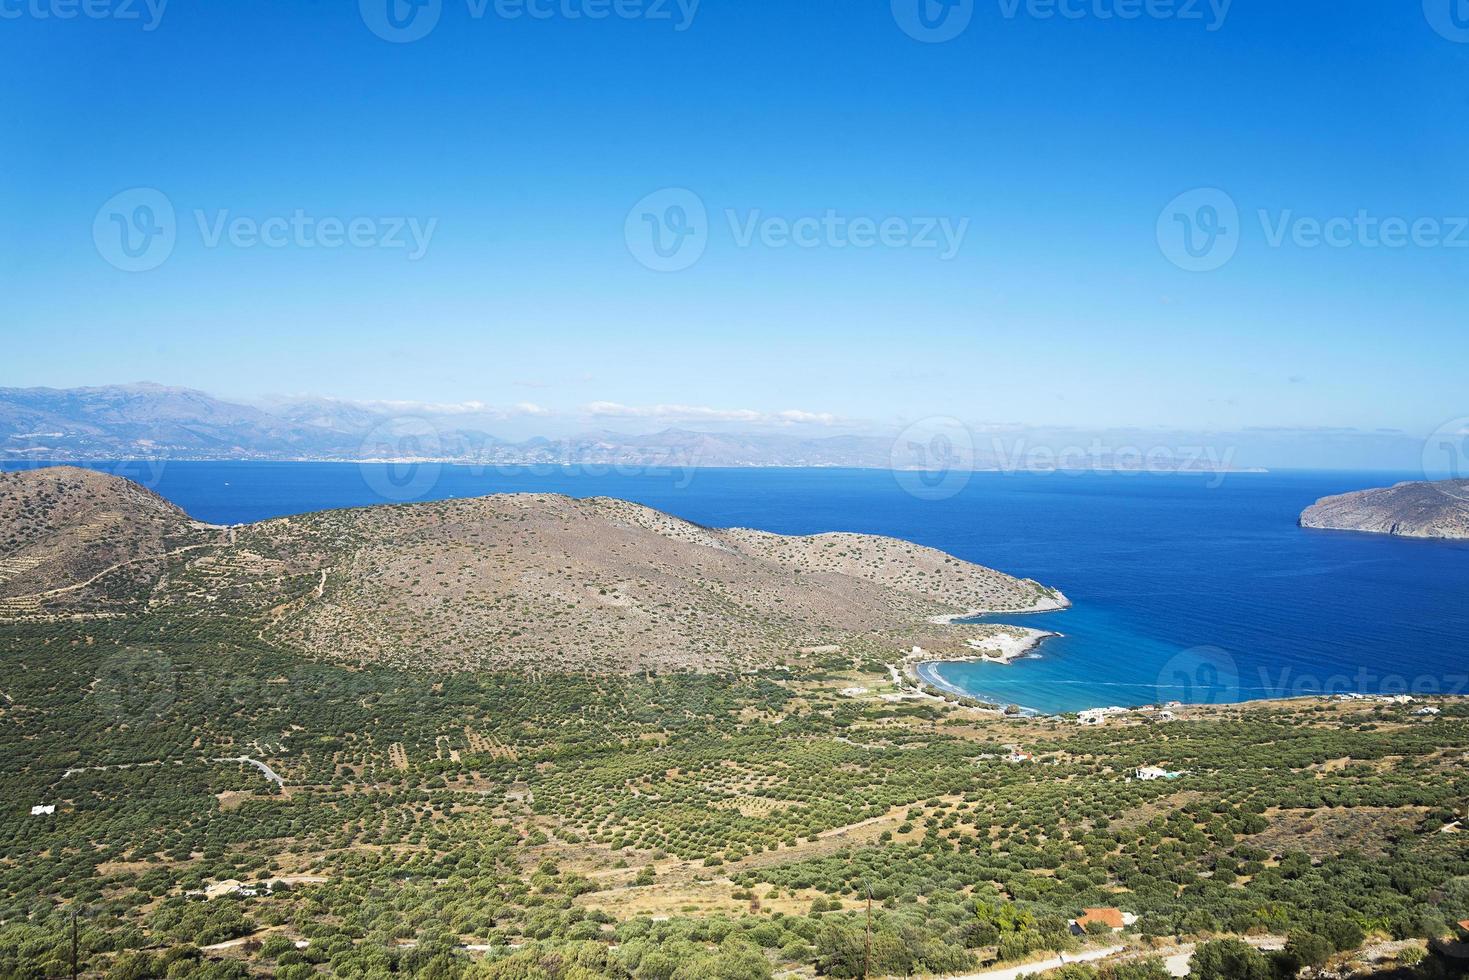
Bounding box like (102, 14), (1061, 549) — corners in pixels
(0, 467), (1063, 672)
(0, 383), (362, 458)
(0, 384), (1258, 472)
(1300, 479), (1469, 540)
(0, 384), (911, 467)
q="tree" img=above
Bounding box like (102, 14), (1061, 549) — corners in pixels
(1278, 933), (1333, 975)
(815, 923), (865, 978)
(1191, 940), (1273, 980)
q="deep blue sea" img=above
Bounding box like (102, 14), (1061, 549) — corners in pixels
(7, 460), (1467, 714)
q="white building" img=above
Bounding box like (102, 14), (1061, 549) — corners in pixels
(1134, 766), (1184, 781)
(29, 804), (55, 816)
(1078, 706), (1129, 726)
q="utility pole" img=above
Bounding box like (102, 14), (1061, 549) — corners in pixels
(69, 908), (78, 980)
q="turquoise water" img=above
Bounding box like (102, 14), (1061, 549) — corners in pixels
(6, 461), (1467, 714)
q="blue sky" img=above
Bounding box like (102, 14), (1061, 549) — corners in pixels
(2, 0), (1467, 465)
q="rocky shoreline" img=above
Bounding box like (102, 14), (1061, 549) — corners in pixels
(925, 586), (1070, 625)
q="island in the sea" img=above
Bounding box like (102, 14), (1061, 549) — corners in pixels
(1299, 478), (1469, 540)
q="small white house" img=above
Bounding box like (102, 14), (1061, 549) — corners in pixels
(1417, 706), (1442, 716)
(1134, 766), (1184, 781)
(29, 804), (55, 816)
(1078, 706), (1128, 726)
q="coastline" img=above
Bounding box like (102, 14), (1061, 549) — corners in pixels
(899, 588), (1071, 711)
(902, 628), (1058, 714)
(925, 586), (1070, 626)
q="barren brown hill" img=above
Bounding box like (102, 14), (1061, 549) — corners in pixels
(1300, 479), (1469, 540)
(0, 467), (220, 608)
(0, 467), (1065, 672)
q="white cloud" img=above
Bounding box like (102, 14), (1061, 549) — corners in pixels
(584, 402), (846, 427)
(371, 399), (491, 416)
(775, 409), (840, 425)
(280, 394), (552, 421)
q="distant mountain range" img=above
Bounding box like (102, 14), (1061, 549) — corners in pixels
(0, 383), (915, 468)
(0, 383), (1256, 473)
